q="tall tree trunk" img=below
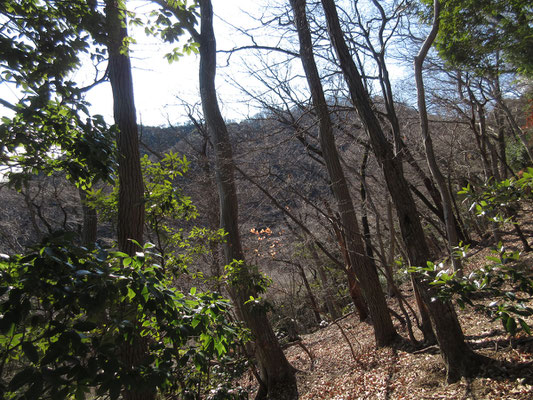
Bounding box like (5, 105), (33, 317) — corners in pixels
(327, 219), (369, 321)
(414, 0), (462, 274)
(495, 106), (509, 179)
(105, 1), (148, 399)
(197, 1), (297, 398)
(290, 0), (396, 347)
(320, 0), (484, 381)
(106, 0), (144, 257)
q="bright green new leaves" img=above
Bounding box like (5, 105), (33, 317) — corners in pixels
(88, 151), (226, 269)
(0, 234), (245, 399)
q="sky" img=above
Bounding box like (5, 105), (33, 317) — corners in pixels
(1, 0), (409, 127)
(83, 0), (269, 127)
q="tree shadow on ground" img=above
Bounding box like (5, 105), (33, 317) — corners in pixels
(398, 329), (533, 384)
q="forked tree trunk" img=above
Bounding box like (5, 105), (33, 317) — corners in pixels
(290, 0), (396, 347)
(197, 1), (297, 398)
(320, 0), (484, 381)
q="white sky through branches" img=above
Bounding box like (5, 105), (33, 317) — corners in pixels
(85, 0), (268, 126)
(1, 0), (409, 127)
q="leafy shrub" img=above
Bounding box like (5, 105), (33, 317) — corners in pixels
(409, 170), (533, 336)
(0, 233), (247, 399)
(506, 135), (532, 171)
(410, 246), (533, 336)
(458, 167), (533, 224)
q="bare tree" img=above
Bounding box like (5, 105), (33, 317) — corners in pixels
(290, 0), (397, 347)
(153, 1), (299, 397)
(414, 0), (462, 274)
(320, 0), (485, 382)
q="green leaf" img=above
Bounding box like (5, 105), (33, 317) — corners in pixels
(73, 320), (98, 332)
(519, 318), (531, 335)
(21, 342), (39, 363)
(214, 340), (226, 356)
(141, 285), (149, 301)
(9, 367), (35, 390)
(506, 316), (517, 336)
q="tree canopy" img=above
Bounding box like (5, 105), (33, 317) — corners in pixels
(429, 0), (533, 76)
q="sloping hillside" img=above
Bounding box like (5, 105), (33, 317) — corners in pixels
(240, 218), (533, 399)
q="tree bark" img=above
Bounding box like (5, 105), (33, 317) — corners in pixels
(105, 1), (148, 399)
(414, 0), (462, 274)
(296, 263), (322, 324)
(290, 0), (396, 347)
(106, 0), (144, 257)
(197, 1), (297, 398)
(320, 0), (484, 381)
(307, 242), (342, 320)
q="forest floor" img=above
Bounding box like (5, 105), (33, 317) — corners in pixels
(240, 217), (533, 399)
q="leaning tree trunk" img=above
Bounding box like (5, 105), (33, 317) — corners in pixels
(198, 1), (297, 398)
(290, 0), (396, 347)
(105, 1), (149, 399)
(320, 0), (484, 381)
(414, 0), (462, 275)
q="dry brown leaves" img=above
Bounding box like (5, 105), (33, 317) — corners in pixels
(240, 216), (533, 399)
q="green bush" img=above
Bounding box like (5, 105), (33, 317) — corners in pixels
(410, 245), (533, 336)
(0, 233), (247, 399)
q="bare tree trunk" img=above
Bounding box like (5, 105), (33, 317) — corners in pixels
(386, 200), (434, 343)
(414, 0), (462, 275)
(197, 2), (297, 398)
(296, 263), (322, 324)
(290, 0), (396, 347)
(495, 106), (509, 179)
(320, 0), (484, 381)
(360, 148), (374, 261)
(385, 200), (397, 297)
(326, 215), (369, 321)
